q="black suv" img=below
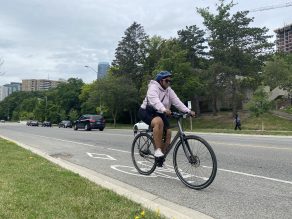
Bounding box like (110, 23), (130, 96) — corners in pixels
(73, 114), (105, 131)
(58, 120), (72, 128)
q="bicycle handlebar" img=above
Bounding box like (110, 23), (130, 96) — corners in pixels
(171, 112), (194, 119)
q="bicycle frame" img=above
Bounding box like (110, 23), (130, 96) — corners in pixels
(163, 116), (194, 163)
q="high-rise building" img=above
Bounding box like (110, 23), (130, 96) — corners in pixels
(97, 62), (110, 79)
(274, 23), (292, 53)
(22, 79), (61, 91)
(0, 86), (8, 101)
(0, 82), (21, 101)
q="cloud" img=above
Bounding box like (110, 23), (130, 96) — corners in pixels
(0, 0), (291, 85)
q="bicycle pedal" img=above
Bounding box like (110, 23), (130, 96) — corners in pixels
(155, 156), (165, 167)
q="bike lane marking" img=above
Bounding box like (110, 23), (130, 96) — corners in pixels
(86, 148), (292, 185)
(87, 152), (116, 160)
(110, 164), (179, 180)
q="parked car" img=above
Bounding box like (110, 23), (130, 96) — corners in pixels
(58, 120), (72, 128)
(0, 119), (5, 123)
(133, 121), (149, 134)
(42, 121), (52, 127)
(28, 120), (39, 126)
(73, 114), (105, 131)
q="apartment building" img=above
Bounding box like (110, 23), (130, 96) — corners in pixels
(22, 79), (61, 91)
(274, 23), (292, 53)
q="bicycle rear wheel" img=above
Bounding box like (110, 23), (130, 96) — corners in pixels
(131, 132), (156, 175)
(173, 135), (217, 190)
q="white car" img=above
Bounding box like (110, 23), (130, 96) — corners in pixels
(133, 121), (149, 134)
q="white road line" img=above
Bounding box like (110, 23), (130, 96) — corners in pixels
(218, 168), (292, 185)
(32, 134), (103, 148)
(210, 141), (292, 151)
(108, 148), (131, 153)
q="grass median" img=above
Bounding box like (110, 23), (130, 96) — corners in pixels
(0, 138), (163, 219)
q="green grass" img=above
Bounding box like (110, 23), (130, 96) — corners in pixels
(181, 112), (292, 135)
(0, 138), (163, 219)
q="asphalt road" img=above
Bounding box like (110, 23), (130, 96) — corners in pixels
(1, 123), (291, 218)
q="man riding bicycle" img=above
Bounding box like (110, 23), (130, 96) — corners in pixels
(138, 71), (196, 167)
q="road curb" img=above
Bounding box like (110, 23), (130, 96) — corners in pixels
(0, 135), (213, 219)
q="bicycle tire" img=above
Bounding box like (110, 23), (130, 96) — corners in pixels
(173, 135), (217, 190)
(131, 132), (156, 175)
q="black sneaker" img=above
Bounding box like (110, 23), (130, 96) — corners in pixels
(155, 156), (165, 167)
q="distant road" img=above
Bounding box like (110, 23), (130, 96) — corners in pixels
(1, 123), (292, 219)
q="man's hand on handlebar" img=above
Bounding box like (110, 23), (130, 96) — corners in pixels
(164, 109), (172, 116)
(189, 111), (196, 117)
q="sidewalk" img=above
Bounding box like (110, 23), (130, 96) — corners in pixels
(271, 110), (292, 121)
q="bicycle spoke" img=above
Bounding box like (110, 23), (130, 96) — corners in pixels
(174, 135), (217, 190)
(131, 133), (156, 175)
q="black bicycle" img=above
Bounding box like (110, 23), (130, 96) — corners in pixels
(131, 112), (217, 190)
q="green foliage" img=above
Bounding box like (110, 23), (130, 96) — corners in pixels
(246, 86), (271, 117)
(197, 0), (274, 113)
(177, 25), (207, 68)
(112, 21), (149, 91)
(68, 109), (79, 121)
(284, 106), (292, 114)
(263, 53), (292, 93)
(54, 78), (84, 114)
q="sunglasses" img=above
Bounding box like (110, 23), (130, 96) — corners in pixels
(163, 79), (172, 83)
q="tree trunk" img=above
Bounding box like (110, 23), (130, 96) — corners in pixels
(193, 95), (200, 116)
(129, 109), (133, 124)
(212, 94), (218, 116)
(112, 111), (117, 127)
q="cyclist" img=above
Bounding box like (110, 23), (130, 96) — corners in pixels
(138, 71), (196, 167)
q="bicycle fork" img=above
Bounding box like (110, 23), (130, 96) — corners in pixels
(178, 120), (199, 166)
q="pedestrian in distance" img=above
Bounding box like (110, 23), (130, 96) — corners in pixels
(234, 113), (241, 130)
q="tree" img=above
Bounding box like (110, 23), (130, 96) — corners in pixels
(101, 74), (138, 126)
(263, 53), (292, 95)
(177, 25), (207, 68)
(54, 78), (84, 114)
(112, 22), (149, 91)
(197, 0), (274, 114)
(247, 86), (271, 130)
(154, 39), (202, 112)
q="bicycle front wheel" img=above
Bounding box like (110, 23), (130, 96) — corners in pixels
(131, 133), (156, 175)
(173, 135), (217, 190)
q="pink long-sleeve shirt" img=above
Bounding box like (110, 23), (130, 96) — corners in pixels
(140, 80), (191, 113)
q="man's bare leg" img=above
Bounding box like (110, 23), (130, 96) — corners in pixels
(151, 117), (164, 152)
(162, 129), (171, 153)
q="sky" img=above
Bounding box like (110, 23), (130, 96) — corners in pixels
(0, 0), (291, 85)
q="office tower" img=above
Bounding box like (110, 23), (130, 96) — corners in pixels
(97, 62), (110, 79)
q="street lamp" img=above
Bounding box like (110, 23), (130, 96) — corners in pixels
(84, 65), (99, 80)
